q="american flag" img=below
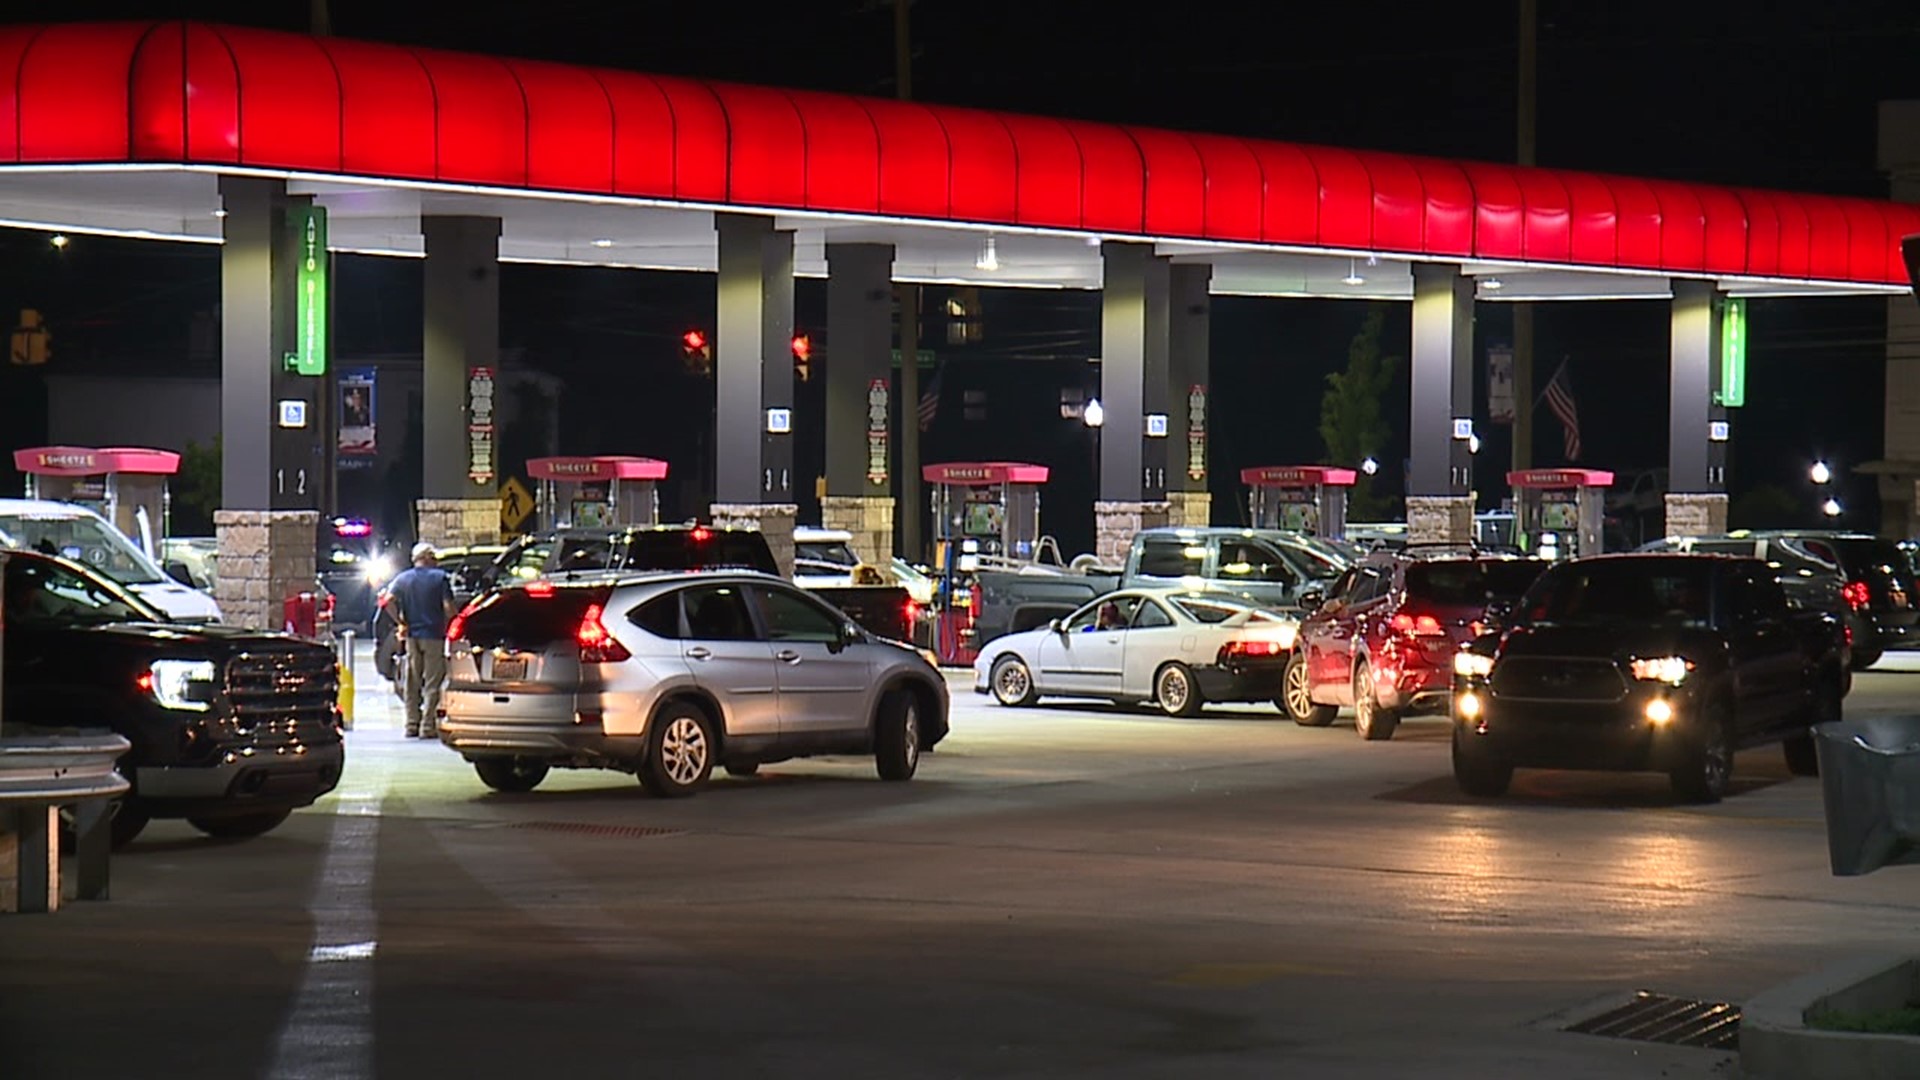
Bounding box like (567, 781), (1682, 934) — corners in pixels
(917, 365), (941, 433)
(1544, 359), (1581, 462)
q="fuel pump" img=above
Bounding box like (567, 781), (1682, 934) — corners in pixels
(923, 462), (1049, 664)
(1508, 469), (1612, 559)
(1241, 466), (1355, 540)
(526, 456), (669, 532)
(12, 446), (181, 558)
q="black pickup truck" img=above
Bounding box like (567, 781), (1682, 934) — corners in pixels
(1450, 553), (1848, 803)
(2, 550), (344, 847)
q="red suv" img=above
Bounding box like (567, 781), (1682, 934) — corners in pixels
(1284, 548), (1550, 740)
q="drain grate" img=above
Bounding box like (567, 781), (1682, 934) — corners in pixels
(1563, 990), (1741, 1050)
(507, 821), (686, 840)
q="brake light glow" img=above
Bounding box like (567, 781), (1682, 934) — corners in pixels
(1218, 639), (1285, 664)
(1391, 612), (1445, 636)
(691, 526), (712, 542)
(577, 603), (631, 663)
(446, 601), (478, 642)
(1843, 581), (1871, 610)
(526, 580), (555, 597)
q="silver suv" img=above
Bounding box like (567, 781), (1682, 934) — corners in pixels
(439, 571), (949, 796)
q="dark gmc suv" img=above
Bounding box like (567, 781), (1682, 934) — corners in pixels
(2, 551), (344, 847)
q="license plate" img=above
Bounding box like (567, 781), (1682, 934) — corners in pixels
(491, 656), (527, 681)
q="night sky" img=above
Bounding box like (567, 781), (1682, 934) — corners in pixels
(3, 1), (1917, 552)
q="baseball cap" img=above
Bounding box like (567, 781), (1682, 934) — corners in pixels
(411, 541), (437, 561)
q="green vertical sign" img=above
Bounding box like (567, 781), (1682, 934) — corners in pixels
(292, 205), (328, 376)
(1718, 296), (1746, 408)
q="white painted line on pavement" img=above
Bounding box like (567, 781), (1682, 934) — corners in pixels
(265, 788), (383, 1080)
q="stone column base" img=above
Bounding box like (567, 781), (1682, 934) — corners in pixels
(820, 495), (896, 567)
(1663, 492), (1729, 538)
(214, 509), (320, 632)
(1094, 500), (1171, 566)
(1406, 495), (1474, 545)
(1164, 491), (1213, 529)
(416, 498), (500, 549)
(711, 503), (799, 578)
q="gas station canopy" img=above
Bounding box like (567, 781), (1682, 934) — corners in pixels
(11, 446), (181, 478)
(0, 21), (1916, 300)
(1241, 466), (1358, 487)
(1508, 468), (1616, 488)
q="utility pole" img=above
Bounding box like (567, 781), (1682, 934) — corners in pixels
(1511, 0), (1537, 474)
(893, 0), (923, 561)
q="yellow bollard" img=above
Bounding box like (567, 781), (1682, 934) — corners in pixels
(337, 630), (356, 731)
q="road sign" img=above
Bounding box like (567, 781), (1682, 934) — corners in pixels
(500, 476), (534, 532)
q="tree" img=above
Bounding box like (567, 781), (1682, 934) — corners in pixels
(1730, 483), (1805, 530)
(174, 435), (220, 535)
(1319, 307), (1401, 520)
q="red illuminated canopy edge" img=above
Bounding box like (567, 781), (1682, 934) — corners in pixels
(526, 456), (670, 482)
(13, 445), (181, 476)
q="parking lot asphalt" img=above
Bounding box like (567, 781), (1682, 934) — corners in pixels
(4, 648), (1917, 1079)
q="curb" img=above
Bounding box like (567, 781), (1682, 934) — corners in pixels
(1741, 954), (1920, 1079)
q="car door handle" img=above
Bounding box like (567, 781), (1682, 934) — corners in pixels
(686, 647), (712, 660)
(775, 649), (801, 663)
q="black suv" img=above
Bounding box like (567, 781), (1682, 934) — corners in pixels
(2, 551), (344, 846)
(1640, 531), (1913, 669)
(1452, 553), (1848, 803)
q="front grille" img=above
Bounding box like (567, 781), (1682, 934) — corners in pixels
(225, 650), (340, 747)
(1490, 656), (1627, 703)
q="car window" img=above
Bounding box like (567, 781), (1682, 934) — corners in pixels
(620, 530), (779, 575)
(1347, 568), (1389, 605)
(1169, 596), (1258, 624)
(1273, 541), (1345, 580)
(752, 586), (842, 643)
(0, 512), (167, 586)
(458, 584), (609, 649)
(1069, 594), (1144, 631)
(1687, 539), (1753, 556)
(550, 536), (617, 573)
(1326, 568), (1357, 601)
(1135, 538), (1206, 579)
(627, 594), (682, 639)
(505, 541), (554, 581)
(795, 541), (860, 567)
(1732, 569), (1790, 622)
(4, 556), (159, 626)
(1132, 600), (1174, 629)
(1404, 560), (1547, 606)
(1522, 560), (1713, 626)
(1218, 541), (1297, 585)
(681, 584), (759, 641)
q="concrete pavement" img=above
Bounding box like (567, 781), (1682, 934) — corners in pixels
(4, 648), (1918, 1077)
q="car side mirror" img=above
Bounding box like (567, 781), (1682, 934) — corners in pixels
(1482, 600), (1514, 630)
(1298, 588), (1325, 612)
(831, 621), (861, 653)
(164, 561), (196, 587)
(1048, 618), (1067, 635)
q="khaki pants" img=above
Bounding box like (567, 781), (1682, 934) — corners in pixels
(405, 636), (449, 734)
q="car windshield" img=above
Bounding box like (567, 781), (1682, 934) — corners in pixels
(617, 531), (779, 575)
(4, 555), (164, 626)
(796, 540), (860, 567)
(0, 512), (167, 586)
(1278, 541), (1347, 580)
(1405, 560), (1547, 606)
(1522, 560), (1714, 627)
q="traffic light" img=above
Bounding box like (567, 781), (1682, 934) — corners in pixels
(791, 332), (812, 382)
(680, 328), (711, 376)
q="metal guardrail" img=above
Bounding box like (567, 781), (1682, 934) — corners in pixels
(1814, 716), (1920, 876)
(0, 732), (131, 913)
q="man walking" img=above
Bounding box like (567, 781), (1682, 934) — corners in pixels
(386, 541), (456, 738)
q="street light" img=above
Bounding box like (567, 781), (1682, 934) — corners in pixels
(1082, 398), (1104, 428)
(1810, 461), (1832, 485)
(1822, 498), (1843, 518)
(1360, 456), (1379, 476)
(49, 234), (68, 250)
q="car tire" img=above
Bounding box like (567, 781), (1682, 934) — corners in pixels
(1352, 659), (1399, 741)
(990, 655), (1039, 707)
(187, 808), (292, 839)
(1451, 728), (1512, 797)
(1670, 703), (1734, 804)
(1850, 647), (1883, 671)
(1155, 663), (1204, 718)
(474, 757), (550, 793)
(1282, 651), (1337, 727)
(639, 702), (715, 798)
(1783, 734), (1820, 777)
(724, 762), (761, 778)
(874, 688), (923, 782)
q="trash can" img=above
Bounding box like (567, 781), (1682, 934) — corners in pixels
(1814, 716), (1920, 876)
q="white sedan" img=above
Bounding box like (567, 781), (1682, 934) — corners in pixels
(972, 589), (1300, 717)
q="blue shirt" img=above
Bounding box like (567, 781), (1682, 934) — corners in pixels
(387, 566), (455, 639)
